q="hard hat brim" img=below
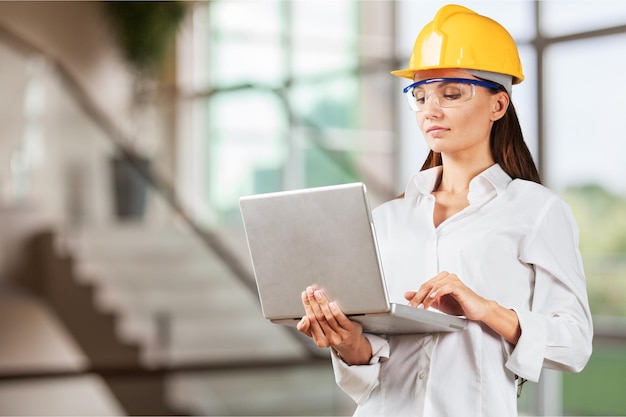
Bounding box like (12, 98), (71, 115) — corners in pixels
(390, 69), (415, 80)
(391, 67), (523, 85)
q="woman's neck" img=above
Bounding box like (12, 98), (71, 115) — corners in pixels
(436, 155), (495, 194)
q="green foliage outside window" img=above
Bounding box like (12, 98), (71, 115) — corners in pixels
(562, 184), (626, 317)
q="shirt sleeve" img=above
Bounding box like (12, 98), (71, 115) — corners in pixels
(330, 333), (389, 404)
(506, 196), (593, 382)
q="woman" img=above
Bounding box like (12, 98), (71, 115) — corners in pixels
(297, 4), (593, 417)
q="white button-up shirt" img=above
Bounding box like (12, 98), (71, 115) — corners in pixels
(331, 164), (593, 417)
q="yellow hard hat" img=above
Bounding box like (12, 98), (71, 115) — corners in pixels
(391, 4), (524, 84)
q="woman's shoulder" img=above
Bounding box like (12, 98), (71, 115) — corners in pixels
(507, 178), (575, 220)
(372, 193), (412, 217)
(508, 178), (558, 201)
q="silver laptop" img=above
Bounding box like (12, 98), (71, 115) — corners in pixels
(239, 182), (467, 335)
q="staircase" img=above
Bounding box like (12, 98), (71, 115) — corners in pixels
(67, 223), (308, 366)
(28, 222), (354, 415)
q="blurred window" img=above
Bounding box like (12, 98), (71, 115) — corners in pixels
(541, 5), (626, 417)
(544, 33), (626, 322)
(196, 0), (380, 222)
(540, 0), (626, 37)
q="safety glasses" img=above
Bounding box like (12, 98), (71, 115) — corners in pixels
(403, 77), (502, 112)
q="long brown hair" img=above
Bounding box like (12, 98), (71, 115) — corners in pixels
(419, 100), (542, 184)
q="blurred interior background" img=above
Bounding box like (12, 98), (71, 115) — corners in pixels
(0, 1), (625, 416)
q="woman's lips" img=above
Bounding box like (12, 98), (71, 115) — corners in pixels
(427, 126), (448, 135)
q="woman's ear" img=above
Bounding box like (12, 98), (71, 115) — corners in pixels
(491, 91), (510, 121)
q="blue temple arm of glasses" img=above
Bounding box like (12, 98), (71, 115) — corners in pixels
(402, 77), (502, 93)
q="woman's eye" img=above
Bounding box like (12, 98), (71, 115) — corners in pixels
(443, 93), (462, 101)
(414, 91), (426, 104)
(441, 86), (465, 101)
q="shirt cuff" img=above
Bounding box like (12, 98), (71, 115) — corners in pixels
(505, 308), (546, 382)
(329, 333), (389, 365)
(363, 333), (390, 364)
(330, 333), (389, 404)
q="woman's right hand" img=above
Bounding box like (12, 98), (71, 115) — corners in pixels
(297, 286), (372, 365)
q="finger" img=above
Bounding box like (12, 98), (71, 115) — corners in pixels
(422, 282), (458, 310)
(405, 291), (423, 308)
(312, 290), (361, 348)
(315, 296), (352, 347)
(406, 286), (431, 307)
(302, 286), (322, 316)
(317, 293), (341, 327)
(302, 288), (330, 343)
(408, 271), (452, 307)
(296, 316), (312, 337)
(301, 288), (314, 317)
(328, 301), (352, 328)
(317, 299), (358, 336)
(306, 298), (359, 345)
(310, 289), (339, 329)
(304, 289), (335, 346)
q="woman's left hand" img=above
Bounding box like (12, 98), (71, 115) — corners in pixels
(404, 271), (490, 321)
(405, 271), (522, 344)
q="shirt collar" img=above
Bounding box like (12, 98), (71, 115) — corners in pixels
(405, 163), (512, 205)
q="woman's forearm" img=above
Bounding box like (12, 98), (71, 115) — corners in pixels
(481, 300), (521, 345)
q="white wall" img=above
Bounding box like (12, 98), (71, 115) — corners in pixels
(0, 2), (168, 284)
(0, 1), (135, 135)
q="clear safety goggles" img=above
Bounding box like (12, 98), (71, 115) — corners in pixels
(403, 77), (502, 112)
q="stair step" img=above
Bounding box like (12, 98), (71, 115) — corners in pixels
(117, 314), (307, 363)
(167, 319), (308, 363)
(68, 224), (254, 274)
(95, 284), (261, 316)
(75, 261), (235, 287)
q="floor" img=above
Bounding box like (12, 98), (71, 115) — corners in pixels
(0, 286), (125, 415)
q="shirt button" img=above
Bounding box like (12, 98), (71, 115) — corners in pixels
(418, 372), (426, 380)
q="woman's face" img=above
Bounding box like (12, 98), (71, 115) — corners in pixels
(412, 69), (509, 161)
